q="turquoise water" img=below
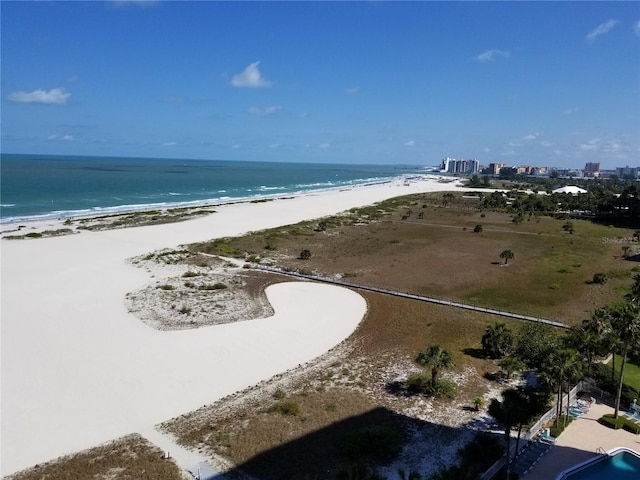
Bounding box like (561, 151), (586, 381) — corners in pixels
(0, 154), (425, 223)
(564, 450), (640, 479)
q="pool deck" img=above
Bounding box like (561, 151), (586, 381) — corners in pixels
(525, 402), (640, 479)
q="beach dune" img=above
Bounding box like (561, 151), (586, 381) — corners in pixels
(1, 178), (461, 476)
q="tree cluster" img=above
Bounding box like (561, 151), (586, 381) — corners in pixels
(481, 273), (640, 479)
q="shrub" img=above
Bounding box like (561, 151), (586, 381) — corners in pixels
(406, 372), (431, 394)
(198, 283), (227, 290)
(549, 417), (572, 438)
(178, 306), (191, 315)
(473, 224), (483, 233)
(156, 284), (175, 290)
(273, 388), (286, 400)
(430, 378), (457, 399)
(406, 373), (456, 399)
(182, 271), (199, 278)
(562, 221), (575, 234)
(599, 414), (640, 434)
(592, 272), (608, 284)
(299, 249), (312, 260)
(268, 401), (299, 416)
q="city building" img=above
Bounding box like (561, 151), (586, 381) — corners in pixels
(488, 162), (507, 175)
(615, 166), (640, 179)
(584, 162), (600, 177)
(440, 157), (479, 174)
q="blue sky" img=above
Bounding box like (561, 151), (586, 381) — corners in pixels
(2, 1), (639, 168)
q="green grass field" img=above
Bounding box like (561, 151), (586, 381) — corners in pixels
(610, 356), (640, 392)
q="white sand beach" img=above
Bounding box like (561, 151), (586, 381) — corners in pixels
(0, 177), (463, 476)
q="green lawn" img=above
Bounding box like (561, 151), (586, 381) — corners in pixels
(610, 356), (640, 392)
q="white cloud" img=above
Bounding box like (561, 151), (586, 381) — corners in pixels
(580, 138), (600, 151)
(563, 106), (579, 115)
(319, 143), (330, 149)
(162, 141), (177, 147)
(540, 141), (554, 147)
(268, 143), (280, 149)
(231, 62), (272, 88)
(476, 49), (510, 62)
(48, 133), (74, 141)
(522, 132), (540, 141)
(248, 105), (282, 116)
(404, 140), (415, 147)
(8, 88), (70, 105)
(586, 19), (619, 42)
(345, 86), (360, 95)
(634, 20), (640, 36)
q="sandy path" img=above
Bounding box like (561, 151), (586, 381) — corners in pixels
(1, 178), (461, 476)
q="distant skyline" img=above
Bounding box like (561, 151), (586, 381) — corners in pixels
(2, 1), (639, 168)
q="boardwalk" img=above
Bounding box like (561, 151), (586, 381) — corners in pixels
(253, 265), (569, 329)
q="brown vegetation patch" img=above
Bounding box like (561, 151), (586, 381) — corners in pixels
(157, 193), (638, 477)
(161, 290), (509, 477)
(6, 434), (183, 480)
(198, 193), (633, 325)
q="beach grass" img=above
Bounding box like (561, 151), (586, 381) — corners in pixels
(5, 434), (182, 480)
(155, 192), (639, 476)
(190, 192), (634, 325)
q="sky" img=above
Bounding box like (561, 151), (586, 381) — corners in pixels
(1, 1), (639, 168)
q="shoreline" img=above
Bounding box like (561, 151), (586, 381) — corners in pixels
(0, 172), (441, 228)
(0, 176), (463, 476)
(0, 175), (452, 237)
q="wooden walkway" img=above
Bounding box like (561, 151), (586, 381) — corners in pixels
(253, 265), (569, 329)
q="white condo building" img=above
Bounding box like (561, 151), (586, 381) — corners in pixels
(440, 157), (479, 174)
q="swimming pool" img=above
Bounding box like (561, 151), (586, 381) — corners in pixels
(556, 447), (640, 479)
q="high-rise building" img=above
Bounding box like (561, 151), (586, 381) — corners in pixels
(488, 162), (507, 175)
(615, 166), (640, 178)
(584, 162), (600, 177)
(440, 157), (479, 174)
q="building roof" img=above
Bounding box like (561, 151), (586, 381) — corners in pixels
(552, 185), (587, 195)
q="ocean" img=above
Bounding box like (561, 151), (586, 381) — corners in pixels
(0, 153), (426, 224)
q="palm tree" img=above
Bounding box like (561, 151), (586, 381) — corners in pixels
(416, 344), (454, 388)
(441, 192), (455, 207)
(500, 249), (514, 265)
(625, 273), (640, 306)
(566, 308), (612, 376)
(541, 348), (583, 427)
(609, 302), (640, 419)
(488, 386), (547, 479)
(499, 356), (525, 380)
(481, 322), (514, 359)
